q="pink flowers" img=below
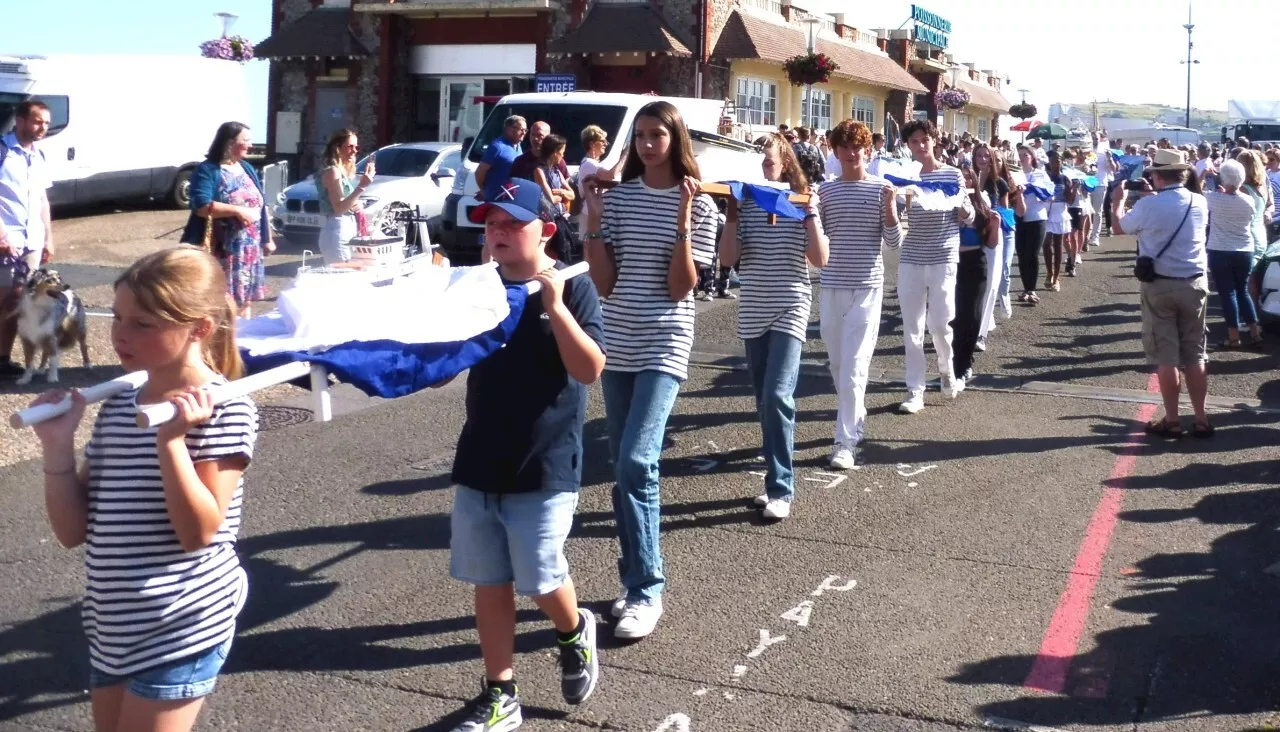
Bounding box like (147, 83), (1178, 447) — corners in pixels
(200, 36), (255, 63)
(937, 87), (970, 110)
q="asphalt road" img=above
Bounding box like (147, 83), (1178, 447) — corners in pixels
(2, 227), (1280, 732)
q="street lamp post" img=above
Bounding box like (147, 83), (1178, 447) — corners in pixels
(215, 11), (239, 38)
(1017, 88), (1029, 142)
(804, 17), (821, 129)
(1181, 3), (1198, 129)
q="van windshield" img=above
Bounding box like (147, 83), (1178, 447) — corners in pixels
(466, 103), (628, 166)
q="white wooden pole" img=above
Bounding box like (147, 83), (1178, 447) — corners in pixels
(135, 361), (312, 429)
(309, 363), (332, 422)
(9, 371), (149, 429)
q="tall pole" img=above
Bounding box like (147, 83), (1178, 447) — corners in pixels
(1183, 3), (1194, 129)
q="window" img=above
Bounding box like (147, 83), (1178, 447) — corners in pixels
(466, 103), (628, 164)
(0, 93), (69, 136)
(437, 150), (462, 174)
(735, 77), (778, 127)
(976, 117), (989, 141)
(369, 147), (438, 178)
(851, 97), (876, 126)
(806, 90), (832, 131)
(953, 112), (969, 135)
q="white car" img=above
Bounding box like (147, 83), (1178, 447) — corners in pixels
(273, 142), (462, 251)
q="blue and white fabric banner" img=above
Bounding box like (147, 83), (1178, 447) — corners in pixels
(1024, 169), (1056, 202)
(237, 264), (534, 398)
(722, 180), (806, 220)
(877, 159), (967, 211)
(1061, 167), (1099, 192)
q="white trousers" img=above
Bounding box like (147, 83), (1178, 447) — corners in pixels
(1088, 185), (1107, 244)
(978, 236), (1003, 339)
(898, 262), (957, 396)
(819, 286), (883, 447)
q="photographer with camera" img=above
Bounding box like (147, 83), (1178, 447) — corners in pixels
(1111, 149), (1212, 439)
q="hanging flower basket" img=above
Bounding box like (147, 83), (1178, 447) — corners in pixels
(782, 52), (838, 87)
(200, 35), (255, 63)
(937, 87), (970, 111)
(1008, 102), (1038, 119)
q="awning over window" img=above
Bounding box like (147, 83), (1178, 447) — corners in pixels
(954, 79), (1012, 114)
(256, 7), (372, 60)
(712, 11), (927, 94)
(549, 3), (693, 56)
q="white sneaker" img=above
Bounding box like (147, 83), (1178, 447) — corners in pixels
(942, 375), (965, 400)
(614, 598), (663, 639)
(762, 499), (791, 519)
(999, 295), (1013, 320)
(610, 594), (629, 618)
(975, 336), (987, 353)
(899, 394), (925, 414)
(828, 446), (856, 470)
(753, 493), (769, 507)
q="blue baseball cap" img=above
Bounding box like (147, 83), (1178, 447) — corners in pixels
(469, 177), (544, 224)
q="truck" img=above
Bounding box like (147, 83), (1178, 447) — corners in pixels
(438, 91), (762, 265)
(0, 55), (250, 209)
(1223, 100), (1280, 146)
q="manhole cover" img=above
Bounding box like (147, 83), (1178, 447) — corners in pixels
(258, 405), (313, 431)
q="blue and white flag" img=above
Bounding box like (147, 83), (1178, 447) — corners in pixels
(237, 263), (586, 398)
(722, 181), (806, 220)
(1024, 169), (1056, 202)
(1061, 167), (1099, 192)
(877, 159), (966, 211)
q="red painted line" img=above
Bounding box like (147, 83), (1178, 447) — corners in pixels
(1023, 371), (1161, 695)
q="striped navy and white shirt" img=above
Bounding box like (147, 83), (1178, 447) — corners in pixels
(735, 196), (815, 341)
(82, 387), (257, 677)
(817, 177), (902, 289)
(1206, 190), (1257, 253)
(600, 179), (717, 380)
(901, 166), (969, 266)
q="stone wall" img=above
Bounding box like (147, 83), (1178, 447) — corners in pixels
(387, 16), (416, 143)
(352, 11), (382, 150)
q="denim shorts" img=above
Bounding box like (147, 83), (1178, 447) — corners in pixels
(88, 634), (233, 701)
(450, 485), (579, 597)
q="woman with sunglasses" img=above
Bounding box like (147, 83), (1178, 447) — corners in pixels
(315, 129), (375, 265)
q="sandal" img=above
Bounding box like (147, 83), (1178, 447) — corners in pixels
(1051, 281), (1061, 292)
(1192, 420), (1215, 438)
(1144, 418), (1183, 438)
(1217, 338), (1242, 350)
(1251, 334), (1265, 349)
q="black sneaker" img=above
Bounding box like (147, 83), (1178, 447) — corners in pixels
(0, 359), (25, 378)
(715, 290), (737, 299)
(558, 608), (599, 704)
(450, 684), (522, 732)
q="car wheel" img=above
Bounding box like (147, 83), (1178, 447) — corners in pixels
(172, 168), (193, 209)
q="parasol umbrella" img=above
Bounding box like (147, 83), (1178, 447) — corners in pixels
(1009, 119), (1041, 132)
(1026, 122), (1069, 141)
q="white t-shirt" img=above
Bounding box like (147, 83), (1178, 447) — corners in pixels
(82, 387), (257, 676)
(735, 196), (814, 341)
(577, 157), (602, 219)
(1021, 168), (1050, 222)
(825, 152), (841, 180)
(600, 179), (718, 380)
(1095, 142), (1114, 184)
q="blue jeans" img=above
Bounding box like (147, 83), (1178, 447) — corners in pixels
(1208, 249), (1258, 329)
(999, 226), (1016, 301)
(601, 369), (681, 602)
(89, 634), (233, 700)
(744, 330), (802, 501)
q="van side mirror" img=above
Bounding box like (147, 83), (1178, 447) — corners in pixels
(432, 167), (456, 184)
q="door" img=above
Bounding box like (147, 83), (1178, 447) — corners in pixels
(313, 86), (351, 165)
(441, 79), (484, 147)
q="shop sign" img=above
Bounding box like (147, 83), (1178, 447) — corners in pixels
(911, 4), (950, 48)
(536, 73), (577, 93)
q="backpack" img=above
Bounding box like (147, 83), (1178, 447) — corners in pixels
(792, 142), (825, 186)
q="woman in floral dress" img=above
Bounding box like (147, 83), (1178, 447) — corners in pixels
(181, 121), (275, 317)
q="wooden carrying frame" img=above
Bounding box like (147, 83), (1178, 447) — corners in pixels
(593, 180), (810, 224)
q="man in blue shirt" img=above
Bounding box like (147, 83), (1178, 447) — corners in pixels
(0, 99), (54, 378)
(474, 115), (527, 202)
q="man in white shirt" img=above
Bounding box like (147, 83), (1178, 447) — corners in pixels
(1110, 148), (1213, 438)
(1090, 131), (1114, 244)
(0, 99), (54, 378)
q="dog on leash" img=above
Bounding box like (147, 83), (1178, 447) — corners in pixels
(15, 268), (90, 385)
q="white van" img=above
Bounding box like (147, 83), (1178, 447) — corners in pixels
(1115, 124), (1201, 149)
(439, 91), (760, 264)
(0, 55), (250, 209)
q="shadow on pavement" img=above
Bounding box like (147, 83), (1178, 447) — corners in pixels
(947, 422), (1280, 728)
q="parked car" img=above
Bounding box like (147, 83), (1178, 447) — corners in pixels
(273, 142), (462, 252)
(1254, 240), (1280, 323)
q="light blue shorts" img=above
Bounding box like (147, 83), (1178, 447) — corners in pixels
(450, 486), (579, 597)
(88, 634), (233, 701)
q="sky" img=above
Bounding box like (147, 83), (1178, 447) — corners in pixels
(1, 0), (1274, 141)
(1, 0), (272, 141)
(807, 0), (1272, 118)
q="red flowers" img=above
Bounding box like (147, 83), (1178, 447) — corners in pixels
(783, 53), (839, 86)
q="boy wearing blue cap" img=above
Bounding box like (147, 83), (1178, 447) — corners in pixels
(444, 178), (606, 732)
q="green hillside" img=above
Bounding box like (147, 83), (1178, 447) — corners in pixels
(1069, 101), (1226, 130)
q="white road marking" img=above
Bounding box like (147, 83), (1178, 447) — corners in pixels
(983, 717), (1071, 732)
(908, 482), (919, 488)
(895, 464), (938, 478)
(745, 628), (787, 658)
(652, 713), (692, 732)
(811, 575), (857, 596)
(803, 472), (848, 489)
(731, 664), (748, 678)
(748, 471), (767, 478)
(691, 688), (709, 696)
(780, 600), (814, 627)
